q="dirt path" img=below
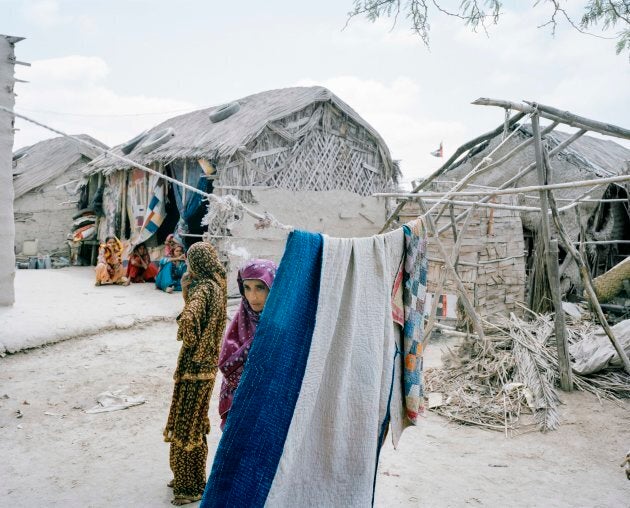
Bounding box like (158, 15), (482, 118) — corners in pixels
(1, 323), (628, 507)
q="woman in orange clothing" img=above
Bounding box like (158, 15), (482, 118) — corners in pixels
(95, 236), (128, 286)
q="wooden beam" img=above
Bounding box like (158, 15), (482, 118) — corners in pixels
(379, 111), (526, 233)
(473, 97), (630, 140)
(438, 129), (586, 236)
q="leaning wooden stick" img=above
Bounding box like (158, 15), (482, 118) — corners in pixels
(424, 206), (477, 340)
(419, 200), (486, 341)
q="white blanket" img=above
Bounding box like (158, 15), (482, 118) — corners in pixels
(266, 229), (405, 507)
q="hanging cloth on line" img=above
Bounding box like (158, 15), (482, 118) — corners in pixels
(201, 220), (428, 508)
(133, 176), (166, 246)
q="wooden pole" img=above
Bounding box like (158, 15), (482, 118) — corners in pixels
(424, 206), (476, 340)
(472, 98), (630, 140)
(532, 114), (551, 255)
(379, 111), (526, 232)
(435, 129), (586, 236)
(548, 239), (573, 390)
(532, 113), (574, 389)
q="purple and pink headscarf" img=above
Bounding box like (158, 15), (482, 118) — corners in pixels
(218, 258), (277, 429)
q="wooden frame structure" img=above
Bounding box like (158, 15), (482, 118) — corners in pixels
(378, 98), (630, 385)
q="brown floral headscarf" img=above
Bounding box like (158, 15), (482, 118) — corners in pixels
(187, 241), (226, 293)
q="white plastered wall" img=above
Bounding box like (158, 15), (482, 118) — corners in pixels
(217, 188), (388, 295)
(0, 35), (18, 306)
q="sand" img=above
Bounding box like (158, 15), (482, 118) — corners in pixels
(0, 270), (628, 507)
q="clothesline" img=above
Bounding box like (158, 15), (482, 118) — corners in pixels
(400, 196), (626, 214)
(1, 106), (294, 232)
(375, 172), (630, 201)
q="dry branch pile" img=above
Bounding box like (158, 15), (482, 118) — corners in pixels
(425, 313), (630, 436)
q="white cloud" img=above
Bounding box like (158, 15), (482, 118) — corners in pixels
(26, 55), (109, 83)
(12, 56), (198, 150)
(296, 76), (466, 186)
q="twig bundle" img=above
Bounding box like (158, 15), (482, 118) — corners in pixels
(426, 312), (630, 435)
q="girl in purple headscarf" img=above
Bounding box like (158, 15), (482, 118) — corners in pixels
(218, 258), (277, 430)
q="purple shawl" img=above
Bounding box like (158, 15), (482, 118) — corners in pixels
(218, 259), (277, 428)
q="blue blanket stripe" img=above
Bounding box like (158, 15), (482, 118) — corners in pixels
(201, 230), (323, 508)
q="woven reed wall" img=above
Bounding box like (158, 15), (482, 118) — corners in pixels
(217, 102), (391, 197)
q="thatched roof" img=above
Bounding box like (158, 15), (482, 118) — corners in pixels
(13, 135), (107, 199)
(444, 126), (630, 202)
(88, 86), (393, 173)
(441, 126), (630, 236)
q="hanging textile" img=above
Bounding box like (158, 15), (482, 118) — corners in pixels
(101, 172), (123, 239)
(127, 168), (149, 240)
(402, 218), (429, 423)
(201, 226), (419, 508)
(170, 160), (204, 214)
(183, 176), (211, 223)
(133, 175), (166, 245)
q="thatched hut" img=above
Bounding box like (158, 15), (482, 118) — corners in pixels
(442, 125), (630, 300)
(12, 134), (107, 257)
(86, 86), (398, 279)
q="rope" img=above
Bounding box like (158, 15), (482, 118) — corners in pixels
(2, 106), (294, 232)
(375, 172), (630, 199)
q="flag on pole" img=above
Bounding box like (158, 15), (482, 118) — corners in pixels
(430, 141), (443, 158)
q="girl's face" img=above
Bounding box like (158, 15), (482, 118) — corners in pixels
(106, 238), (117, 249)
(173, 246), (183, 257)
(243, 279), (270, 313)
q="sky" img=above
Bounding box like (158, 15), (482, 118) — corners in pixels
(2, 0), (629, 187)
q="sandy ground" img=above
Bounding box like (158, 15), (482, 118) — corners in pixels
(1, 270), (629, 507)
(0, 267), (182, 355)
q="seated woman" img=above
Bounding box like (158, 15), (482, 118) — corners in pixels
(126, 243), (158, 283)
(156, 244), (187, 294)
(95, 236), (128, 286)
(218, 258), (277, 430)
